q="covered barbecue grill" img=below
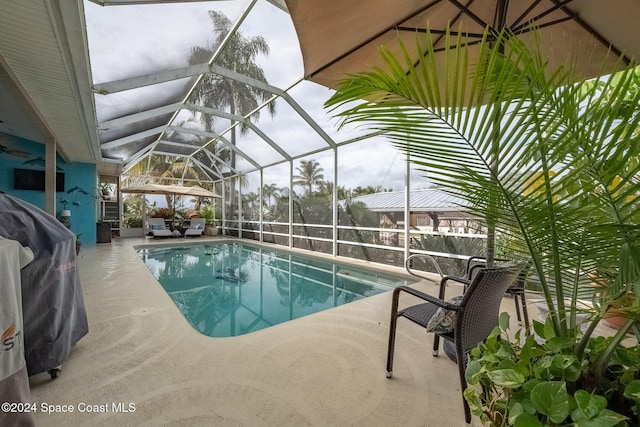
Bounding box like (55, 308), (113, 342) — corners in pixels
(0, 193), (88, 377)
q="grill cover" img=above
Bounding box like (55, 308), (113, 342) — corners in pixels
(0, 193), (88, 376)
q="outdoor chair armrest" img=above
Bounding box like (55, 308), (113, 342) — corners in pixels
(438, 275), (471, 298)
(441, 275), (471, 287)
(464, 256), (511, 279)
(393, 286), (462, 311)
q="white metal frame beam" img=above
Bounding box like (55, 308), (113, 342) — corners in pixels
(96, 66), (337, 161)
(98, 102), (183, 131)
(100, 125), (166, 149)
(167, 125), (261, 170)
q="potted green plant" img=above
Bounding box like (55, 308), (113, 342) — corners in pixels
(98, 182), (111, 200)
(120, 215), (145, 238)
(201, 205), (217, 235)
(326, 27), (640, 423)
(465, 313), (639, 425)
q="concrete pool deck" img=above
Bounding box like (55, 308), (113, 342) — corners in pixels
(26, 236), (585, 426)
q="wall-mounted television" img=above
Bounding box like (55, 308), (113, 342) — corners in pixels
(13, 168), (65, 192)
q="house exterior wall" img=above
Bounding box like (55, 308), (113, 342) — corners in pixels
(0, 132), (97, 245)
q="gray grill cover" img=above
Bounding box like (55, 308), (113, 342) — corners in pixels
(0, 193), (88, 376)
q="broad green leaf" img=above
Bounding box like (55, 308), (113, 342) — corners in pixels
(530, 381), (570, 424)
(545, 336), (577, 351)
(532, 355), (554, 380)
(572, 408), (628, 427)
(509, 402), (525, 424)
(465, 360), (482, 384)
(543, 318), (556, 340)
(511, 388), (537, 416)
(514, 359), (531, 378)
(519, 334), (536, 364)
(513, 412), (544, 427)
(548, 354), (582, 382)
(623, 379), (640, 402)
(573, 390), (608, 420)
(499, 311), (510, 332)
(532, 320), (545, 339)
(498, 361), (517, 375)
(463, 387), (484, 416)
(487, 369), (526, 388)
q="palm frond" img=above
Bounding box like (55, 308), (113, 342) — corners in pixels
(326, 26), (640, 335)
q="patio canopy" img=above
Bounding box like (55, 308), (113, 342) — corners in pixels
(285, 0), (640, 89)
(121, 183), (221, 198)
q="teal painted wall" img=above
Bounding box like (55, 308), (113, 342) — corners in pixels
(0, 132), (98, 245)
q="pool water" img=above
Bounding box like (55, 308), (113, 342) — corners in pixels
(136, 241), (415, 337)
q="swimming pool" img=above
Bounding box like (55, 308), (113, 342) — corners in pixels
(136, 241), (415, 337)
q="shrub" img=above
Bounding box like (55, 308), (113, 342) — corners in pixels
(151, 207), (172, 219)
(123, 216), (143, 228)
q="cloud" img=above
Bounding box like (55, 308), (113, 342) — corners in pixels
(85, 0), (430, 192)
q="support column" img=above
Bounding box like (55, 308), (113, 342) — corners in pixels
(289, 161), (293, 249)
(259, 169), (264, 243)
(404, 151), (411, 261)
(45, 137), (56, 216)
(238, 175), (242, 239)
(221, 178), (226, 235)
(333, 148), (338, 257)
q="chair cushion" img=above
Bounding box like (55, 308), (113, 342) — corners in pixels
(426, 295), (463, 333)
(150, 224), (164, 230)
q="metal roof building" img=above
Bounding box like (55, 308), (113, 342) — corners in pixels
(351, 189), (469, 213)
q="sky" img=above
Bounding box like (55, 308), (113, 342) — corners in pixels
(84, 0), (431, 205)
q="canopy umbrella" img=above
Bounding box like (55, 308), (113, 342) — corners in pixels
(285, 0), (640, 89)
(120, 183), (220, 198)
(288, 0), (640, 265)
(121, 184), (221, 225)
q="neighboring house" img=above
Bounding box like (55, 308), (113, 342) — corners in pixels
(348, 188), (486, 235)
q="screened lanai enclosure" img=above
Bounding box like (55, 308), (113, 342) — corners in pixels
(3, 0), (637, 274)
(79, 0), (486, 275)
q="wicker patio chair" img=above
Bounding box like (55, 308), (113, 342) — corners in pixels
(385, 266), (516, 424)
(405, 254), (530, 329)
(465, 256), (530, 329)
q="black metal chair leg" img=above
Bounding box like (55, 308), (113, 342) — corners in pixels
(432, 335), (440, 356)
(519, 292), (530, 329)
(513, 294), (522, 322)
(458, 356), (472, 423)
(386, 288), (402, 378)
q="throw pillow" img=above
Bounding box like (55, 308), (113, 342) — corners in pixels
(426, 295), (463, 333)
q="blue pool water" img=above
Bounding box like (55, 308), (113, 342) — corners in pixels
(136, 241), (415, 337)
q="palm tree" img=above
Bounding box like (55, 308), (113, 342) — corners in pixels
(317, 181), (348, 201)
(293, 159), (325, 194)
(262, 183), (280, 207)
(162, 117), (230, 183)
(242, 191), (260, 220)
(326, 27), (640, 413)
(126, 154), (207, 208)
(188, 11), (276, 173)
(352, 185), (384, 197)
